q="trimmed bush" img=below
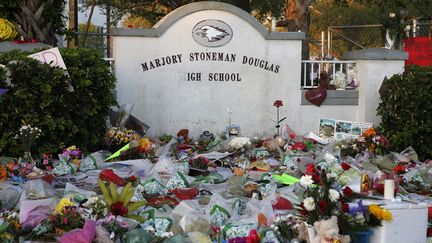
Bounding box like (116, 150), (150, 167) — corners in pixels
(0, 48), (117, 156)
(377, 66), (432, 161)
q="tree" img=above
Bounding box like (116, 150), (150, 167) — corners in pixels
(0, 0), (66, 45)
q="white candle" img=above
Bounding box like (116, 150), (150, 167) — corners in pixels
(384, 179), (395, 200)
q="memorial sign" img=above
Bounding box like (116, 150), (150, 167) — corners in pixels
(112, 2), (304, 137)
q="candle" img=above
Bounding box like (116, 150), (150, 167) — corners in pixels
(384, 179), (395, 200)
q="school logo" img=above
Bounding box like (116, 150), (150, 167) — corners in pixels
(192, 19), (233, 47)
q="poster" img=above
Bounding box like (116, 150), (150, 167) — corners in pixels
(319, 118), (373, 141)
(28, 47), (67, 70)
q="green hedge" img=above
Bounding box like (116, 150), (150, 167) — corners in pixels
(0, 48), (117, 157)
(377, 66), (432, 161)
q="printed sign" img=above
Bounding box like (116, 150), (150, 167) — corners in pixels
(319, 118), (373, 141)
(28, 47), (67, 70)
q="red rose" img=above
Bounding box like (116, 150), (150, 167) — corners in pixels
(318, 200), (328, 212)
(342, 186), (353, 197)
(273, 100), (283, 107)
(341, 203), (349, 213)
(341, 162), (351, 170)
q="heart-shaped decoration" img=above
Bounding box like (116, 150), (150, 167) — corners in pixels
(305, 85), (327, 106)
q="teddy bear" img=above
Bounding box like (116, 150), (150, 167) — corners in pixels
(313, 216), (351, 243)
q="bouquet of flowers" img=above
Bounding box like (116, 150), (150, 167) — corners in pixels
(15, 125), (41, 153)
(269, 214), (300, 241)
(82, 196), (107, 220)
(296, 169), (345, 226)
(105, 128), (141, 152)
(341, 200), (392, 234)
(48, 206), (85, 233)
(358, 128), (389, 156)
(97, 215), (129, 240)
(0, 210), (20, 241)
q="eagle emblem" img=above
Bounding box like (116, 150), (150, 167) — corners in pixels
(194, 25), (230, 42)
(192, 20), (233, 47)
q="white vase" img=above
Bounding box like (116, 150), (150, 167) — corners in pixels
(306, 223), (316, 243)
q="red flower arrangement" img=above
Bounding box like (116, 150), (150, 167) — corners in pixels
(111, 202), (128, 216)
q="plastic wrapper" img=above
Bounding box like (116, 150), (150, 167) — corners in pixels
(0, 186), (22, 210)
(64, 183), (96, 203)
(226, 176), (247, 196)
(259, 182), (277, 198)
(166, 171), (190, 190)
(173, 161), (189, 175)
(123, 228), (154, 243)
(179, 212), (210, 233)
(172, 200), (203, 222)
(20, 179), (56, 200)
(207, 192), (233, 227)
(223, 223), (255, 240)
(150, 156), (177, 181)
(52, 155), (78, 176)
(59, 220), (96, 243)
(141, 176), (167, 195)
(79, 151), (107, 172)
(187, 232), (212, 243)
(94, 225), (114, 243)
(19, 198), (57, 229)
(246, 198), (274, 225)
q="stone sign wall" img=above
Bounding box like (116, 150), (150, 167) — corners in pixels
(112, 2), (304, 137)
(111, 2), (406, 137)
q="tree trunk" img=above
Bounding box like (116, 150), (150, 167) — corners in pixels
(82, 0), (96, 47)
(284, 0), (314, 60)
(68, 0), (77, 47)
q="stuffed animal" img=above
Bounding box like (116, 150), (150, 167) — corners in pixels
(262, 136), (284, 151)
(313, 216), (350, 243)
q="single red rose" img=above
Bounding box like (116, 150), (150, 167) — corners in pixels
(111, 202), (128, 216)
(289, 133), (295, 139)
(273, 100), (283, 107)
(342, 186), (353, 197)
(342, 202), (349, 213)
(318, 200), (328, 212)
(341, 162), (351, 171)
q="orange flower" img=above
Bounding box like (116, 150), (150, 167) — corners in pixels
(363, 127), (376, 137)
(138, 138), (151, 153)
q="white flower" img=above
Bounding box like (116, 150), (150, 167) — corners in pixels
(405, 25), (411, 31)
(300, 175), (314, 187)
(228, 137), (251, 150)
(329, 189), (340, 202)
(327, 172), (337, 179)
(389, 13), (396, 18)
(303, 197), (315, 211)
